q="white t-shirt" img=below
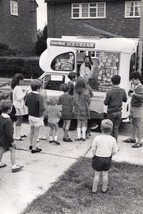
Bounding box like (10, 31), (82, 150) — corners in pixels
(91, 134), (118, 157)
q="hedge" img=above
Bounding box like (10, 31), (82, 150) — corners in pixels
(0, 57), (43, 78)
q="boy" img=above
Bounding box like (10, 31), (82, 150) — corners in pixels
(58, 84), (73, 142)
(25, 79), (45, 153)
(91, 119), (118, 193)
(0, 100), (23, 172)
(67, 72), (77, 96)
(123, 72), (143, 148)
(104, 75), (127, 141)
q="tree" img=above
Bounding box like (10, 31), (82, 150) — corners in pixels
(35, 25), (48, 56)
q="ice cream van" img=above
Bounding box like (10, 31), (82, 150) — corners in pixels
(39, 36), (138, 120)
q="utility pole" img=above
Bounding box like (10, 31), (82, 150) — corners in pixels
(138, 0), (143, 73)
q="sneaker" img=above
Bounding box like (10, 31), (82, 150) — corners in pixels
(63, 138), (73, 142)
(102, 188), (108, 194)
(37, 138), (40, 142)
(0, 163), (7, 168)
(31, 148), (42, 153)
(29, 146), (33, 150)
(49, 140), (54, 143)
(21, 135), (27, 138)
(12, 165), (24, 173)
(81, 138), (86, 141)
(132, 143), (142, 148)
(75, 138), (82, 141)
(53, 141), (60, 145)
(123, 138), (136, 143)
(39, 137), (46, 140)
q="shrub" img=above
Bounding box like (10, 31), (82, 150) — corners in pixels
(0, 42), (19, 56)
(0, 57), (43, 78)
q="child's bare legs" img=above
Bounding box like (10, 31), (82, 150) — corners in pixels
(9, 147), (16, 166)
(0, 147), (5, 164)
(102, 171), (109, 192)
(30, 126), (34, 147)
(63, 120), (71, 140)
(81, 119), (87, 140)
(38, 125), (46, 140)
(54, 123), (59, 142)
(32, 126), (40, 150)
(77, 120), (82, 139)
(14, 116), (23, 140)
(92, 170), (101, 193)
(131, 118), (136, 140)
(49, 127), (54, 142)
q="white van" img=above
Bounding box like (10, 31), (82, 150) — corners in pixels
(39, 37), (138, 120)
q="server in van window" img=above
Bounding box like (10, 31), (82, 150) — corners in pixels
(80, 56), (99, 90)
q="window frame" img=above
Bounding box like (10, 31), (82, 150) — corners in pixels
(71, 2), (106, 19)
(10, 1), (18, 16)
(125, 1), (141, 18)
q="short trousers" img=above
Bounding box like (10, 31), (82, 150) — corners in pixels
(130, 106), (143, 118)
(48, 122), (58, 129)
(29, 116), (44, 127)
(92, 155), (112, 172)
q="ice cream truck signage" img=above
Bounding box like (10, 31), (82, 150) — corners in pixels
(39, 37), (138, 120)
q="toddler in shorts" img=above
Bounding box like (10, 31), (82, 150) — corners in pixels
(91, 119), (118, 193)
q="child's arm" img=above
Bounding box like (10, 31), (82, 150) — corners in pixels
(91, 138), (97, 157)
(104, 91), (110, 105)
(112, 140), (118, 155)
(123, 89), (127, 102)
(4, 120), (14, 143)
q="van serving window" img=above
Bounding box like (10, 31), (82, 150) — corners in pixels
(43, 74), (65, 91)
(51, 52), (75, 71)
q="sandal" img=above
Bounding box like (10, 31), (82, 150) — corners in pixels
(132, 143), (142, 148)
(0, 163), (7, 168)
(123, 138), (136, 143)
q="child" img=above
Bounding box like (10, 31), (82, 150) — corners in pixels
(11, 73), (28, 141)
(104, 75), (127, 141)
(46, 97), (61, 145)
(58, 83), (73, 142)
(123, 72), (143, 148)
(67, 72), (77, 96)
(0, 100), (23, 172)
(73, 77), (91, 141)
(91, 119), (118, 193)
(25, 79), (45, 153)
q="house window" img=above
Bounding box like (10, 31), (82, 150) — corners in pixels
(72, 2), (106, 19)
(125, 1), (141, 18)
(10, 1), (18, 16)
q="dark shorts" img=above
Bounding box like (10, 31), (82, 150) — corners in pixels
(92, 155), (112, 172)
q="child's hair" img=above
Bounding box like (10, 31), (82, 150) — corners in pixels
(0, 91), (10, 101)
(130, 71), (141, 80)
(30, 79), (42, 91)
(49, 97), (58, 105)
(11, 73), (24, 89)
(75, 76), (86, 94)
(68, 72), (77, 80)
(111, 75), (121, 85)
(0, 100), (12, 113)
(101, 119), (113, 133)
(61, 83), (69, 92)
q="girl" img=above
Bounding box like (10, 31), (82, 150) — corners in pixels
(73, 77), (91, 141)
(11, 73), (28, 140)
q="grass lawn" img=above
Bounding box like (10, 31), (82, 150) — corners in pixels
(22, 157), (143, 214)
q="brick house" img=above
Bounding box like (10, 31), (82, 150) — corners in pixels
(45, 0), (141, 38)
(0, 0), (38, 55)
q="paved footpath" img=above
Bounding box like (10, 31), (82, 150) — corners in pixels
(0, 123), (143, 214)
